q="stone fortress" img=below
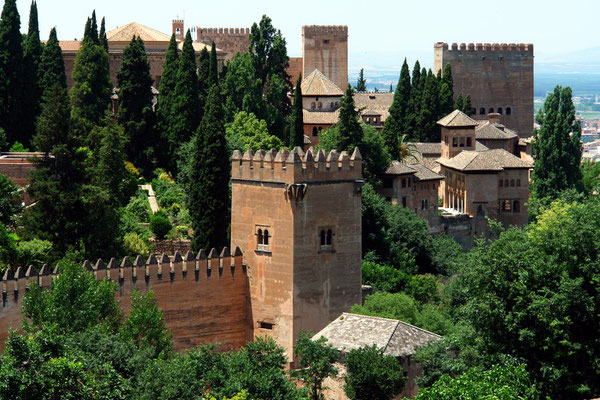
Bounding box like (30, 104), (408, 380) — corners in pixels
(0, 147), (364, 363)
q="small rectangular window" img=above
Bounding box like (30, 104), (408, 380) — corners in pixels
(401, 179), (407, 188)
(402, 196), (407, 207)
(259, 321), (274, 330)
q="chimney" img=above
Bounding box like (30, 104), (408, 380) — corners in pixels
(488, 113), (500, 125)
(173, 19), (184, 42)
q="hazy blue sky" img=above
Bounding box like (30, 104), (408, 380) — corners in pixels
(13, 0), (599, 70)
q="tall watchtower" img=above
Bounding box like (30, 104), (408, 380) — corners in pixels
(302, 25), (348, 91)
(434, 42), (534, 138)
(172, 19), (184, 42)
(230, 147), (363, 361)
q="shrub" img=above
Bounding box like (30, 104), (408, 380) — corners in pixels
(16, 239), (53, 268)
(149, 213), (172, 240)
(350, 292), (419, 325)
(125, 193), (151, 223)
(362, 261), (410, 293)
(123, 232), (151, 258)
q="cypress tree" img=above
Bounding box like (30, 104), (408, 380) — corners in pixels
(417, 70), (440, 142)
(169, 30), (200, 169)
(462, 94), (472, 115)
(33, 85), (70, 154)
(355, 68), (367, 92)
(337, 85), (362, 152)
(197, 46), (210, 117)
(189, 85), (230, 251)
(156, 34), (179, 169)
(389, 84), (393, 93)
(209, 41), (218, 86)
(382, 58), (411, 158)
(0, 0), (23, 146)
(454, 93), (464, 113)
(117, 36), (154, 170)
(404, 61), (422, 141)
(38, 28), (67, 100)
(70, 33), (112, 143)
(22, 0), (42, 145)
(289, 74), (304, 148)
(99, 17), (108, 52)
(94, 117), (129, 206)
(438, 63), (455, 117)
(90, 10), (98, 43)
(532, 86), (583, 200)
(442, 63), (453, 95)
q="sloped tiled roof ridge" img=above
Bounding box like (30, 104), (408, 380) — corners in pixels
(106, 22), (171, 42)
(301, 69), (344, 96)
(437, 109), (479, 127)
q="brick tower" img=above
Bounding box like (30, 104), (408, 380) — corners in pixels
(434, 42), (534, 138)
(302, 25), (348, 91)
(230, 147), (363, 361)
(172, 19), (184, 41)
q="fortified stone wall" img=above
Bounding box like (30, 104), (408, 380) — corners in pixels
(302, 26), (348, 91)
(434, 42), (534, 138)
(0, 249), (250, 352)
(197, 27), (251, 61)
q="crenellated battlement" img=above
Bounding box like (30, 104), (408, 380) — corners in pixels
(303, 25), (348, 35)
(1, 247), (245, 307)
(231, 146), (362, 184)
(435, 41), (534, 55)
(197, 27), (251, 35)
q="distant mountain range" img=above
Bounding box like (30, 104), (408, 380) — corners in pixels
(348, 48), (600, 97)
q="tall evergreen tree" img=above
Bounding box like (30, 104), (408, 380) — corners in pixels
(382, 59), (411, 158)
(189, 85), (230, 251)
(532, 86), (583, 200)
(462, 94), (472, 115)
(90, 10), (98, 42)
(156, 34), (179, 169)
(33, 85), (70, 154)
(404, 61), (422, 140)
(117, 36), (155, 172)
(337, 85), (362, 151)
(99, 17), (108, 52)
(0, 0), (23, 146)
(417, 69), (441, 142)
(94, 117), (130, 207)
(454, 93), (464, 112)
(289, 74), (304, 148)
(168, 30), (200, 172)
(209, 41), (218, 86)
(355, 68), (367, 92)
(438, 63), (455, 116)
(22, 0), (42, 145)
(38, 28), (67, 100)
(197, 46), (210, 117)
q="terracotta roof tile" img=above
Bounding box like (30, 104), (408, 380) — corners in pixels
(414, 142), (441, 155)
(313, 313), (441, 357)
(302, 109), (339, 124)
(438, 148), (533, 171)
(437, 109), (479, 127)
(301, 69), (344, 96)
(106, 22), (171, 42)
(475, 121), (518, 140)
(57, 40), (81, 52)
(408, 162), (444, 181)
(354, 92), (393, 122)
(385, 160), (416, 175)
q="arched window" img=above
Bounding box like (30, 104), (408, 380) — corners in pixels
(499, 179), (503, 187)
(366, 117), (370, 123)
(320, 230), (326, 246)
(480, 107), (486, 115)
(516, 179), (521, 187)
(466, 137), (472, 147)
(264, 230), (269, 246)
(257, 229), (263, 246)
(312, 127), (318, 136)
(497, 107), (503, 114)
(510, 179), (515, 187)
(505, 179), (509, 187)
(489, 107), (494, 114)
(326, 229), (333, 245)
(513, 200), (520, 213)
(470, 107), (476, 116)
(506, 107), (512, 115)
(256, 226), (271, 251)
(311, 102), (316, 110)
(318, 102), (322, 109)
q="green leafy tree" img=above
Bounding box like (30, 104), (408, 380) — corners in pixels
(289, 74), (304, 147)
(414, 363), (539, 400)
(417, 70), (441, 142)
(338, 85), (362, 151)
(189, 86), (230, 251)
(116, 36), (156, 172)
(351, 292), (419, 324)
(225, 111), (283, 153)
(149, 211), (172, 240)
(462, 94), (472, 115)
(156, 34), (179, 170)
(382, 59), (411, 158)
(355, 68), (367, 92)
(221, 52), (263, 124)
(22, 0), (42, 146)
(0, 222), (17, 269)
(197, 46), (210, 119)
(33, 85), (70, 153)
(294, 332), (339, 400)
(99, 16), (108, 52)
(438, 63), (454, 116)
(403, 61), (422, 140)
(70, 20), (112, 141)
(38, 27), (67, 101)
(0, 173), (20, 226)
(362, 260), (412, 293)
(454, 93), (463, 113)
(532, 85), (583, 203)
(209, 41), (218, 86)
(581, 158), (600, 194)
(344, 345), (405, 400)
(0, 0), (24, 146)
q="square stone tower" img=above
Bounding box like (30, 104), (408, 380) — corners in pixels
(302, 25), (348, 91)
(434, 42), (534, 138)
(230, 147), (363, 361)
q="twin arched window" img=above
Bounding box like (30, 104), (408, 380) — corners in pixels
(257, 228), (270, 251)
(320, 229), (333, 247)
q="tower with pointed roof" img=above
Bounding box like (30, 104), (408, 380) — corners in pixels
(230, 146), (363, 362)
(438, 109), (479, 159)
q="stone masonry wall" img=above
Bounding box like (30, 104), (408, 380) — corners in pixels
(0, 249), (251, 352)
(197, 28), (251, 62)
(302, 26), (348, 91)
(434, 42), (534, 138)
